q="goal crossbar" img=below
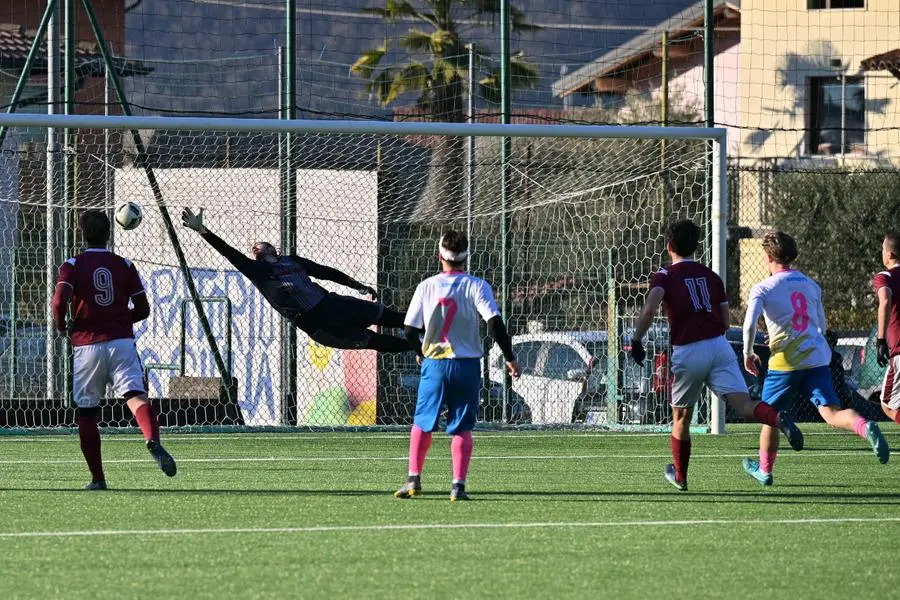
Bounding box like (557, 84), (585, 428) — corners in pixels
(0, 113), (726, 142)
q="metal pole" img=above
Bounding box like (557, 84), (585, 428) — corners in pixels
(499, 0), (513, 422)
(467, 43), (490, 414)
(466, 43), (475, 272)
(660, 30), (669, 223)
(606, 248), (618, 425)
(80, 0), (234, 403)
(283, 1), (299, 423)
(46, 0), (62, 403)
(62, 0), (75, 407)
(104, 63), (114, 249)
(704, 0), (714, 129)
(4, 1), (58, 397)
(0, 0), (57, 148)
(703, 0), (718, 432)
(840, 73), (846, 158)
(710, 133), (727, 434)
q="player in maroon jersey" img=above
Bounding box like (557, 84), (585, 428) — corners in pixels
(873, 231), (900, 423)
(629, 220), (803, 491)
(50, 210), (177, 490)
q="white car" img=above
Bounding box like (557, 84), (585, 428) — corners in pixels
(488, 332), (610, 425)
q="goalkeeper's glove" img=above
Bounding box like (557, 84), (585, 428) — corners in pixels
(358, 285), (378, 300)
(181, 207), (207, 234)
(877, 338), (891, 368)
(630, 340), (646, 367)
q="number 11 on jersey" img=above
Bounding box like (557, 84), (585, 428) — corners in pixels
(684, 277), (712, 312)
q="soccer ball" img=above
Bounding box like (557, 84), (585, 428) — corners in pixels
(115, 202), (143, 230)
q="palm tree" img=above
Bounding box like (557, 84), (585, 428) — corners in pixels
(352, 0), (539, 220)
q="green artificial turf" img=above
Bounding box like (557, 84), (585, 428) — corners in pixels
(1, 425), (899, 599)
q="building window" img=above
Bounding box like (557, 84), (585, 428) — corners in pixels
(809, 76), (865, 155)
(808, 0), (864, 9)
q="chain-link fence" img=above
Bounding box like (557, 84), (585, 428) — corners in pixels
(726, 159), (895, 423)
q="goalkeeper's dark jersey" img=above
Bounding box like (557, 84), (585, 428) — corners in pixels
(199, 230), (356, 328)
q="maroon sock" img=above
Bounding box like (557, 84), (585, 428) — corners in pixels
(133, 403), (160, 442)
(894, 411), (900, 426)
(77, 415), (105, 482)
(670, 436), (691, 483)
(752, 403), (780, 428)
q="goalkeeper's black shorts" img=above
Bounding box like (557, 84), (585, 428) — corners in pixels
(298, 293), (385, 350)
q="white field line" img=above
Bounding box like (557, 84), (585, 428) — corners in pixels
(0, 431), (859, 442)
(0, 451), (880, 465)
(3, 516), (900, 539)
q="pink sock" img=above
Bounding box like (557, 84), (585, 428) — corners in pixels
(451, 431), (474, 482)
(853, 417), (870, 439)
(408, 425), (432, 476)
(760, 450), (777, 474)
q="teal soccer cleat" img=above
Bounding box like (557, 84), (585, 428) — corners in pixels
(742, 458), (773, 486)
(865, 421), (890, 464)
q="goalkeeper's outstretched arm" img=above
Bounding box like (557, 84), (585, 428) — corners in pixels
(181, 208), (257, 276)
(295, 256), (377, 298)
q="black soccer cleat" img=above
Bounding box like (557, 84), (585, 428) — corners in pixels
(778, 411), (804, 451)
(394, 479), (423, 499)
(450, 483), (470, 502)
(146, 439), (177, 477)
(84, 480), (108, 491)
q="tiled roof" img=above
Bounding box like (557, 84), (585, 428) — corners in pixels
(861, 49), (900, 80)
(552, 0), (740, 97)
(0, 23), (152, 77)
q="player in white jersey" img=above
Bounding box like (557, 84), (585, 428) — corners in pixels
(741, 231), (889, 485)
(394, 230), (520, 501)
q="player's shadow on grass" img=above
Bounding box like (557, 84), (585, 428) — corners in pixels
(463, 490), (900, 506)
(0, 487), (390, 497)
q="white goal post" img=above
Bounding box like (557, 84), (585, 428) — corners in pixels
(0, 113), (727, 433)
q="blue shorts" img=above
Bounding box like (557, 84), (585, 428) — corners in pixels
(761, 365), (840, 410)
(414, 358), (480, 435)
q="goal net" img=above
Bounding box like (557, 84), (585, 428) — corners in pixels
(0, 114), (726, 432)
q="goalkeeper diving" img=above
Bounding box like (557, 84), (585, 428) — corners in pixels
(181, 208), (412, 353)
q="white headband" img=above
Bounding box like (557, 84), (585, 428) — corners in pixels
(439, 238), (468, 262)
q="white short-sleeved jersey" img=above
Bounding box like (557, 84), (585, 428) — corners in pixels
(743, 269), (831, 371)
(405, 271), (501, 359)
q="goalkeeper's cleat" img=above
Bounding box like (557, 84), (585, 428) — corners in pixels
(742, 458), (773, 486)
(84, 479), (107, 491)
(777, 411), (804, 451)
(146, 439), (177, 477)
(450, 483), (470, 502)
(663, 464), (687, 491)
(865, 421), (890, 464)
(394, 480), (422, 499)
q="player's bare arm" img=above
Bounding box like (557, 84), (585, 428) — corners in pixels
(877, 287), (892, 367)
(742, 290), (765, 376)
(631, 286), (665, 366)
(50, 278), (73, 333)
